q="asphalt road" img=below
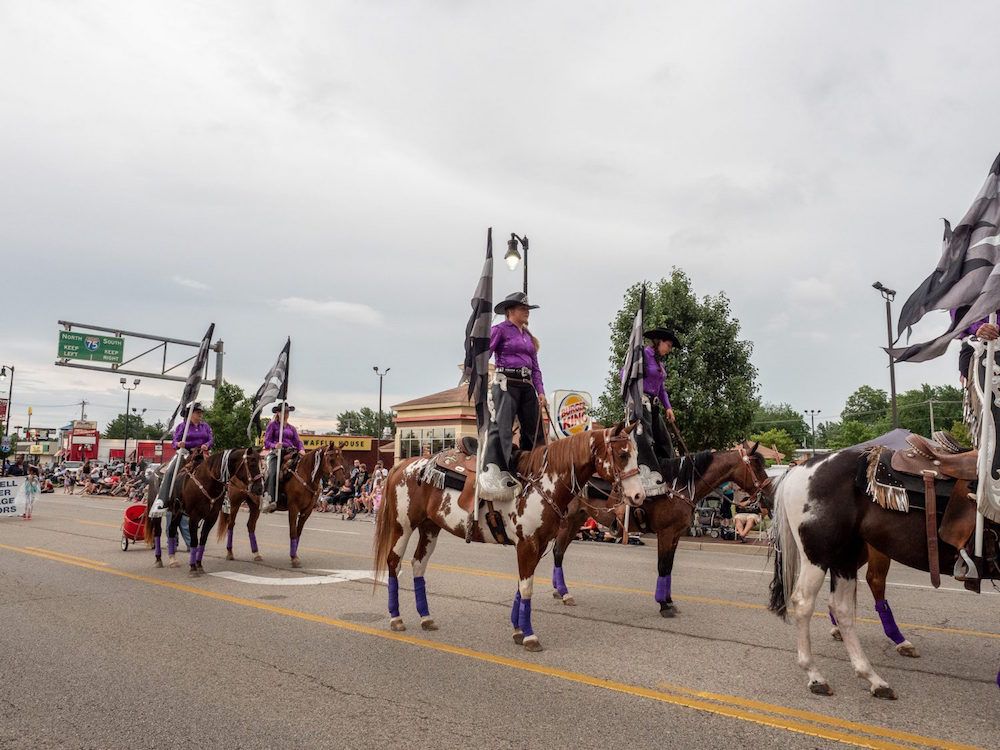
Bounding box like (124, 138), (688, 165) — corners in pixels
(1, 490), (997, 750)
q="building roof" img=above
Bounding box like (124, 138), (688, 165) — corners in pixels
(393, 385), (473, 410)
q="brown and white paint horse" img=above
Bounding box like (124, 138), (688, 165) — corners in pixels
(549, 444), (772, 615)
(373, 425), (645, 652)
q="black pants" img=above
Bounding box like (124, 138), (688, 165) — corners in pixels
(645, 400), (675, 462)
(482, 376), (542, 496)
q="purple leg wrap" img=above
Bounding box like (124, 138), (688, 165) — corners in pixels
(654, 575), (671, 603)
(875, 599), (906, 645)
(829, 609), (838, 626)
(168, 537), (177, 556)
(290, 537), (299, 558)
(518, 598), (534, 638)
(414, 576), (429, 618)
(154, 537), (161, 557)
(388, 576), (400, 618)
(189, 547), (197, 566)
(248, 532), (258, 553)
(510, 591), (522, 628)
(196, 545), (206, 564)
(552, 567), (569, 597)
(226, 528), (234, 551)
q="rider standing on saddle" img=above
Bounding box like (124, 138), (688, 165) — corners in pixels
(636, 327), (680, 463)
(262, 404), (305, 513)
(477, 292), (546, 504)
(149, 403), (213, 517)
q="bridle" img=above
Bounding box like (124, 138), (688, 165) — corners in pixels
(737, 445), (773, 504)
(185, 449), (264, 503)
(289, 446), (347, 492)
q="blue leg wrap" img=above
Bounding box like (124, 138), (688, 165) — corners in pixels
(414, 576), (429, 618)
(388, 576), (400, 618)
(518, 598), (534, 638)
(553, 567), (569, 597)
(510, 591), (522, 628)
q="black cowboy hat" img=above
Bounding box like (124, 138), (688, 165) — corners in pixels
(644, 328), (681, 348)
(271, 403), (296, 413)
(494, 292), (540, 315)
(181, 402), (204, 417)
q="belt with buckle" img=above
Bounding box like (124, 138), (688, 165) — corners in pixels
(498, 367), (532, 380)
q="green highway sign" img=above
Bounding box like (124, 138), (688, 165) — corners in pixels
(57, 331), (124, 363)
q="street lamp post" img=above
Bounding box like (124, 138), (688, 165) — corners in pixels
(872, 282), (899, 428)
(120, 378), (140, 462)
(504, 233), (530, 294)
(806, 409), (822, 454)
(0, 365), (14, 443)
(372, 366), (390, 438)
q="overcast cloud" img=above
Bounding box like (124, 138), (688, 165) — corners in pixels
(1, 1), (998, 435)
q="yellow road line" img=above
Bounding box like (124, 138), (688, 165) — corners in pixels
(24, 547), (109, 567)
(0, 541), (977, 750)
(657, 681), (983, 750)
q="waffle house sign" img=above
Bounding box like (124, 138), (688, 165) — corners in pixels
(299, 435), (373, 451)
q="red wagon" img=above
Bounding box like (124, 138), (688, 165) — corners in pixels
(121, 503), (147, 551)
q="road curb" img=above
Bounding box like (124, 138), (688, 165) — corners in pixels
(677, 539), (770, 556)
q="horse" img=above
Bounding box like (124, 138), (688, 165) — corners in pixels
(372, 424), (646, 652)
(549, 444), (773, 615)
(216, 476), (265, 562)
(768, 448), (1000, 699)
(278, 443), (347, 568)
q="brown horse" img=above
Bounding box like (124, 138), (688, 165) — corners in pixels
(549, 444), (772, 615)
(373, 424), (645, 652)
(216, 476), (265, 562)
(279, 444), (347, 568)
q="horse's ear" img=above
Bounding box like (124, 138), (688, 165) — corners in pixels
(623, 420), (638, 435)
(610, 422), (625, 436)
(749, 441), (760, 455)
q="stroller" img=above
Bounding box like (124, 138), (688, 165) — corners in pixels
(690, 492), (735, 540)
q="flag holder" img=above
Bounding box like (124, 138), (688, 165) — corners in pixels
(272, 400), (288, 507)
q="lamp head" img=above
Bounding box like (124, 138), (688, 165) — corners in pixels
(119, 377), (126, 385)
(504, 236), (522, 270)
(133, 378), (140, 386)
(0, 366), (6, 380)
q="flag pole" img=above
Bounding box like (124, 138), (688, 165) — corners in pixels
(974, 313), (996, 558)
(166, 403), (195, 500)
(274, 401), (286, 506)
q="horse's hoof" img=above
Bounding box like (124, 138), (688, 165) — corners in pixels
(871, 685), (897, 700)
(512, 630), (524, 645)
(154, 558), (163, 569)
(188, 568), (199, 577)
(561, 595), (576, 606)
(196, 563), (204, 572)
(168, 558), (179, 569)
(895, 642), (919, 658)
(659, 603), (677, 618)
(389, 618), (406, 632)
(291, 558), (302, 569)
(830, 627), (843, 642)
(253, 554), (264, 562)
(226, 551), (234, 561)
(522, 636), (543, 652)
(808, 681), (833, 696)
(420, 618), (438, 631)
(551, 589), (562, 599)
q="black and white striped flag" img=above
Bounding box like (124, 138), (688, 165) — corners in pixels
(463, 228), (493, 432)
(892, 153), (1000, 363)
(248, 338), (290, 440)
(165, 323), (215, 431)
(621, 286), (646, 424)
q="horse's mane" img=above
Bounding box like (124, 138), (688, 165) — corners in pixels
(517, 430), (595, 476)
(661, 450), (713, 486)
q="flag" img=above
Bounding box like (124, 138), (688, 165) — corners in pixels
(621, 286), (646, 423)
(463, 228), (493, 432)
(165, 323), (215, 431)
(891, 153), (1000, 362)
(248, 338), (290, 440)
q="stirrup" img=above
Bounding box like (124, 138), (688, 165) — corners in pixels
(953, 549), (980, 581)
(149, 498), (167, 519)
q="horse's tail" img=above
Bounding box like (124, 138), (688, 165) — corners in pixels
(372, 467), (400, 592)
(216, 507), (230, 541)
(767, 473), (798, 620)
(143, 476), (159, 546)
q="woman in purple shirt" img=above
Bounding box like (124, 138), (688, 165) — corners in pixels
(477, 292), (547, 508)
(150, 402), (213, 518)
(637, 327), (681, 462)
(262, 403), (306, 513)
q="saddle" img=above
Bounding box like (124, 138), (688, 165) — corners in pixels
(889, 434), (977, 481)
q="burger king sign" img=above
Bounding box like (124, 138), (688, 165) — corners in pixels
(552, 390), (592, 438)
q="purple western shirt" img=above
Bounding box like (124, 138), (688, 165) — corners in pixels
(642, 346), (672, 409)
(264, 420), (304, 451)
(950, 307), (999, 336)
(172, 421), (214, 450)
(490, 320), (544, 394)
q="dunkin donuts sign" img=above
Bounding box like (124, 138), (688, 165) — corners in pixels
(553, 390), (592, 438)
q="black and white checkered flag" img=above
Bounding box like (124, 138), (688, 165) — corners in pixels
(463, 229), (493, 433)
(248, 338), (290, 440)
(165, 323), (215, 432)
(621, 286), (646, 424)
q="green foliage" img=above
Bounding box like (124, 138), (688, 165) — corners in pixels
(823, 419), (884, 450)
(747, 428), (799, 463)
(752, 402), (808, 447)
(102, 413), (168, 440)
(842, 385), (890, 425)
(594, 270), (759, 449)
(335, 408), (396, 437)
(895, 384), (964, 438)
(203, 381), (254, 450)
(947, 419), (973, 448)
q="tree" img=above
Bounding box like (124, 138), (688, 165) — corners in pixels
(748, 428), (799, 463)
(103, 412), (148, 439)
(594, 271), (759, 449)
(824, 419), (883, 450)
(896, 384), (964, 438)
(203, 381), (254, 450)
(842, 386), (890, 425)
(335, 408), (396, 437)
(752, 402), (808, 447)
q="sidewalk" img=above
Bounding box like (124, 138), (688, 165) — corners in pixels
(677, 537), (769, 556)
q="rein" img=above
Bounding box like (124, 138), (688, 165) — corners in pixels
(288, 448), (346, 493)
(186, 449), (262, 504)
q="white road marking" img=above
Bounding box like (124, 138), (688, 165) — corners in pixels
(263, 523), (360, 536)
(208, 570), (373, 586)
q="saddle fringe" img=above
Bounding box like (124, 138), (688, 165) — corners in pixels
(864, 446), (909, 513)
(418, 462), (448, 490)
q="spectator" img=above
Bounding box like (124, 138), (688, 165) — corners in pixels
(733, 494), (763, 543)
(20, 466), (40, 519)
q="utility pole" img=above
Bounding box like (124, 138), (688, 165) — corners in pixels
(929, 400), (936, 435)
(872, 282), (899, 427)
(79, 400), (88, 420)
(120, 378), (140, 461)
(806, 409), (822, 454)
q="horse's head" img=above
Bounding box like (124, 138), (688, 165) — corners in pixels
(728, 442), (773, 510)
(321, 443), (348, 483)
(597, 422), (645, 507)
(239, 447), (265, 498)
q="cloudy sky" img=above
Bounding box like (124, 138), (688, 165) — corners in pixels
(2, 1), (998, 435)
